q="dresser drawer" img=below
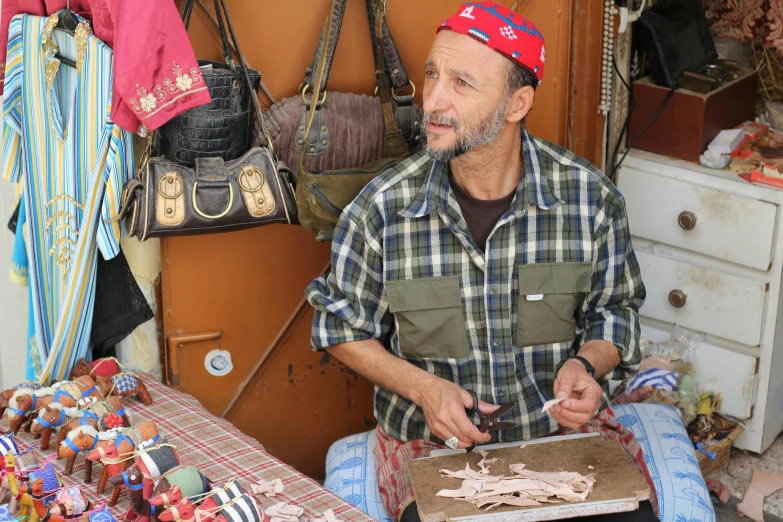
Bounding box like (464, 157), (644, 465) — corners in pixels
(636, 251), (766, 346)
(618, 167), (777, 271)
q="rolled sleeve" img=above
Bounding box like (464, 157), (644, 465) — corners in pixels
(305, 208), (393, 351)
(581, 195), (646, 380)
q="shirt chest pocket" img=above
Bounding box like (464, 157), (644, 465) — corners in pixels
(516, 262), (592, 347)
(386, 275), (470, 360)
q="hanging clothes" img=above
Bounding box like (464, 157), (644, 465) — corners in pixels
(0, 0), (210, 133)
(2, 13), (135, 384)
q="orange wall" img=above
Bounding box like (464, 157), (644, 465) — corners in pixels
(186, 0), (574, 146)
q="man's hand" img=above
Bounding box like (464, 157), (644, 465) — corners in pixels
(550, 360), (603, 429)
(417, 377), (499, 449)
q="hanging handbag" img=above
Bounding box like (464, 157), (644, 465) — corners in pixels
(155, 0), (261, 167)
(261, 0), (421, 242)
(118, 0), (296, 240)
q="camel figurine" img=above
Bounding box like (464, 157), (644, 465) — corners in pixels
(30, 397), (127, 451)
(4, 453), (38, 522)
(134, 438), (181, 499)
(70, 422), (159, 506)
(157, 493), (266, 522)
(70, 358), (123, 380)
(108, 465), (211, 522)
(94, 373), (152, 406)
(85, 434), (169, 504)
(149, 482), (244, 518)
(5, 377), (103, 433)
(0, 381), (40, 420)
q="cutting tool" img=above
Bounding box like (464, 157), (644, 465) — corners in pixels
(465, 389), (517, 453)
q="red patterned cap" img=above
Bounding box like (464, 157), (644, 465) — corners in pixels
(437, 2), (546, 85)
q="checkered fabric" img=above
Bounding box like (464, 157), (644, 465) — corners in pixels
(4, 374), (374, 522)
(374, 408), (659, 521)
(307, 131), (645, 445)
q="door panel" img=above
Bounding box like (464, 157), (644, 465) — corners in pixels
(161, 225), (332, 415)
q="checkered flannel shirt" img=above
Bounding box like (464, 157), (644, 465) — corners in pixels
(306, 130), (645, 444)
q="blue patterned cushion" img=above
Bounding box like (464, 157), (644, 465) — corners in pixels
(113, 373), (139, 395)
(0, 505), (13, 522)
(614, 403), (715, 522)
(324, 430), (392, 522)
(88, 507), (117, 522)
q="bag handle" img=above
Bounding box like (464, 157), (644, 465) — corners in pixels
(214, 0), (293, 223)
(300, 0), (408, 173)
(302, 0), (412, 96)
(363, 0), (411, 91)
(180, 0), (233, 68)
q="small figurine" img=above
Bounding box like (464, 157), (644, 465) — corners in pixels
(70, 358), (123, 380)
(0, 382), (40, 419)
(4, 377), (103, 433)
(30, 397), (127, 451)
(157, 493), (267, 522)
(94, 373), (153, 405)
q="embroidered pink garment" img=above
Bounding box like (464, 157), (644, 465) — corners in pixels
(0, 0), (210, 132)
(703, 0), (783, 55)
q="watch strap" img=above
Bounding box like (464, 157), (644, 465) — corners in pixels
(556, 355), (596, 378)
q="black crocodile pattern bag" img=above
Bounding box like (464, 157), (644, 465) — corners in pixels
(155, 0), (261, 167)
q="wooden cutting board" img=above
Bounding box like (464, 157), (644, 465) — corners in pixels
(408, 436), (650, 522)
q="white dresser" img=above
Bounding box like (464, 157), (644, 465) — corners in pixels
(617, 149), (783, 454)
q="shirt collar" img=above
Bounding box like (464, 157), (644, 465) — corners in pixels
(400, 130), (562, 219)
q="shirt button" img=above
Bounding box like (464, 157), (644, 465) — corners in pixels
(481, 368), (489, 377)
(498, 388), (507, 398)
(490, 285), (500, 295)
(492, 339), (502, 348)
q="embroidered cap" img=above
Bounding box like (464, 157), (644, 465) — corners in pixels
(437, 1), (546, 85)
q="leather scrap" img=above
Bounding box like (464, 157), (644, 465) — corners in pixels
(264, 502), (303, 522)
(541, 397), (566, 413)
(250, 478), (284, 498)
(737, 467), (783, 522)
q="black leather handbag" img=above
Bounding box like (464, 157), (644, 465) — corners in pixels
(118, 0), (297, 239)
(155, 0), (261, 167)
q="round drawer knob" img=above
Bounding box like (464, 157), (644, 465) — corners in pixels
(668, 289), (687, 308)
(678, 211), (697, 230)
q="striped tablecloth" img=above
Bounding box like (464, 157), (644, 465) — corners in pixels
(2, 374), (375, 522)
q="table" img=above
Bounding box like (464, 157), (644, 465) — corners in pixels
(2, 374), (376, 522)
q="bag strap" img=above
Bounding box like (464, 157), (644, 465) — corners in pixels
(301, 0), (408, 171)
(215, 0), (293, 224)
(363, 0), (411, 91)
(181, 0), (233, 68)
(302, 0), (411, 95)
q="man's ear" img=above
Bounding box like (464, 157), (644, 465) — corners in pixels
(506, 85), (535, 124)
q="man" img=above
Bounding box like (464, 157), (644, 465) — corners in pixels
(307, 2), (656, 520)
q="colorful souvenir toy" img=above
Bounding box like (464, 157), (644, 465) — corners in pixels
(0, 382), (40, 419)
(47, 485), (92, 519)
(157, 493), (267, 522)
(31, 397), (127, 451)
(78, 505), (117, 522)
(4, 377), (103, 434)
(76, 422), (160, 506)
(94, 373), (152, 405)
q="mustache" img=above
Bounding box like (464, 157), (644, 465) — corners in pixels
(422, 113), (460, 132)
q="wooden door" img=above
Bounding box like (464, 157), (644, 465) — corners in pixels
(162, 0), (604, 478)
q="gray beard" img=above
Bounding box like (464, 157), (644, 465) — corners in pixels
(422, 100), (509, 162)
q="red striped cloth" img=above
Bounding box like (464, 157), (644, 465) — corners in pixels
(374, 407), (659, 521)
(3, 373), (374, 522)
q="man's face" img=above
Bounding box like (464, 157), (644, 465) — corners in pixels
(422, 31), (512, 161)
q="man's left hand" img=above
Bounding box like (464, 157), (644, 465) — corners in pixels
(550, 359), (603, 429)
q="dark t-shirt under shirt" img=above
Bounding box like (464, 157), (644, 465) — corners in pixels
(449, 174), (516, 252)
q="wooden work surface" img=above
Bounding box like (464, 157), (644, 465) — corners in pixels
(408, 436), (650, 522)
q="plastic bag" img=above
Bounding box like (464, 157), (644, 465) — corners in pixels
(641, 325), (704, 363)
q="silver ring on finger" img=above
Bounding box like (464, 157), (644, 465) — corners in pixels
(445, 436), (459, 450)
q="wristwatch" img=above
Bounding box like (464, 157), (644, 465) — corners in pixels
(555, 355), (596, 378)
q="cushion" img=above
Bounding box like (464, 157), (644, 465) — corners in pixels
(614, 403), (715, 522)
(323, 430), (392, 522)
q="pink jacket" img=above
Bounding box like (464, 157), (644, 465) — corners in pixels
(0, 0), (211, 132)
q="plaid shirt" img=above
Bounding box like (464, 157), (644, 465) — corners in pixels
(306, 131), (645, 444)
